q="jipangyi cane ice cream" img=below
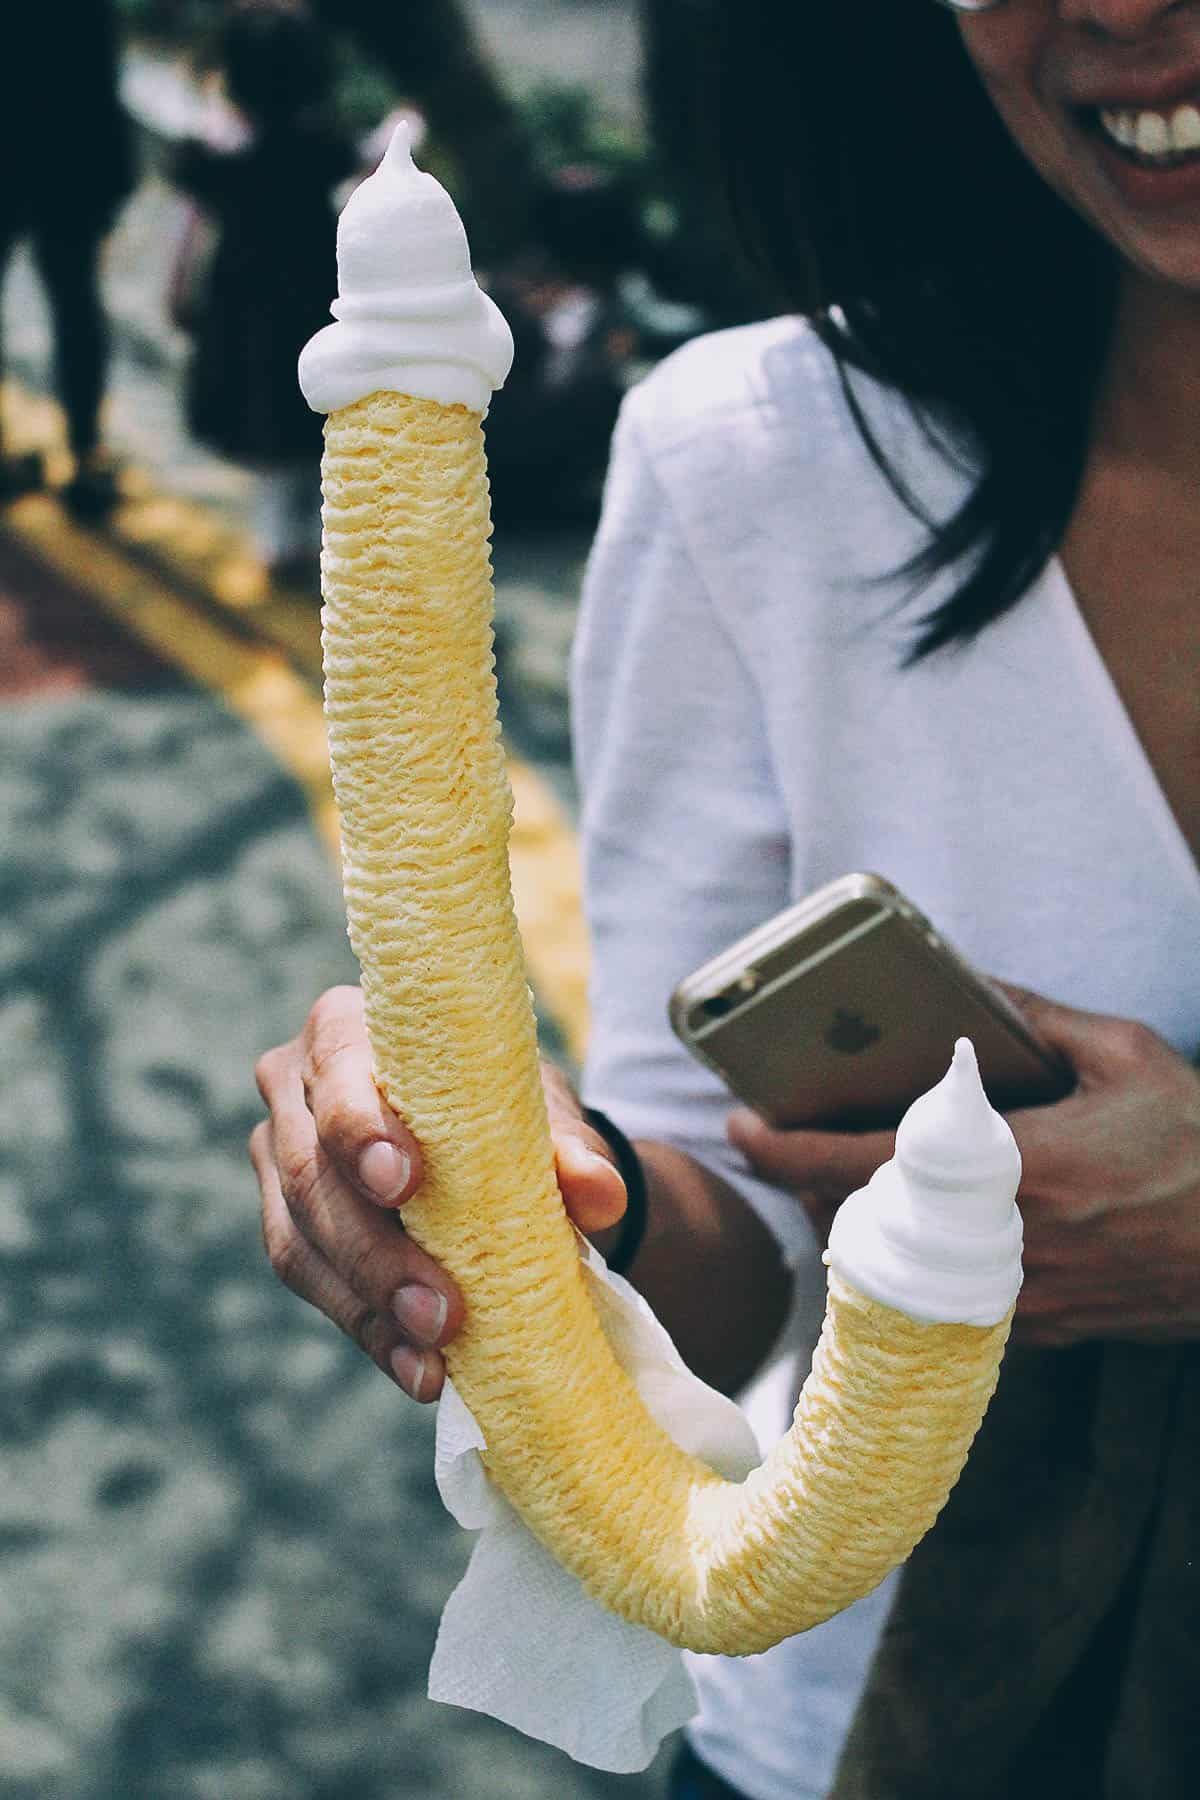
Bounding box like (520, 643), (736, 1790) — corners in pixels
(301, 129), (1023, 1656)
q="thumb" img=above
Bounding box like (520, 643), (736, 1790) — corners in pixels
(550, 1121), (629, 1235)
(991, 980), (1123, 1089)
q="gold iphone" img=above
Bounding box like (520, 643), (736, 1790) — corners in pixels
(669, 873), (1073, 1129)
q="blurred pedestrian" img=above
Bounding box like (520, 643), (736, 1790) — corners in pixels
(0, 3), (134, 520)
(169, 0), (355, 581)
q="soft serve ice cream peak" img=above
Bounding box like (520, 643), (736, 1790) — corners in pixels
(896, 1037), (1024, 1200)
(298, 121), (514, 415)
(825, 1038), (1024, 1326)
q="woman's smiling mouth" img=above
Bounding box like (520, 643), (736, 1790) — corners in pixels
(1097, 101), (1200, 165)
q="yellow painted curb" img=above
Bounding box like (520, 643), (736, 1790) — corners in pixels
(5, 493), (341, 858)
(1, 379), (591, 1062)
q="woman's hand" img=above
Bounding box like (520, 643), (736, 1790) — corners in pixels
(996, 988), (1200, 1346)
(727, 986), (1200, 1348)
(251, 985), (628, 1401)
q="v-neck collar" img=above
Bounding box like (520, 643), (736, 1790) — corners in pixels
(1046, 554), (1200, 906)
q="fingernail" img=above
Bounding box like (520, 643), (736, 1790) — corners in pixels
(392, 1284), (447, 1346)
(358, 1141), (411, 1203)
(558, 1134), (614, 1176)
(390, 1343), (427, 1400)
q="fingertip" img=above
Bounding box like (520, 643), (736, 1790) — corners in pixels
(356, 1135), (424, 1206)
(392, 1236), (467, 1345)
(436, 1282), (467, 1346)
(390, 1343), (444, 1403)
(247, 1118), (270, 1171)
(552, 1128), (627, 1232)
(554, 1127), (614, 1178)
(574, 1185), (628, 1235)
(726, 1106), (761, 1148)
(992, 978), (1073, 1041)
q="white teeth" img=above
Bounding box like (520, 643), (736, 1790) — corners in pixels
(1100, 102), (1200, 159)
(1101, 109), (1137, 147)
(1173, 105), (1200, 150)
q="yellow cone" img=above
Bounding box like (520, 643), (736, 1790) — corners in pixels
(318, 388), (1012, 1655)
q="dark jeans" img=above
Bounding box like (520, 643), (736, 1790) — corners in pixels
(669, 1741), (752, 1800)
(0, 219), (109, 456)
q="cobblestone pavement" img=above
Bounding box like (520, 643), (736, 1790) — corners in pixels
(2, 530), (673, 1798)
(0, 516), (667, 1800)
(0, 12), (677, 1795)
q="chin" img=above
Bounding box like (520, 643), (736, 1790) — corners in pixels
(1075, 152), (1200, 296)
(1028, 123), (1200, 299)
(1115, 229), (1200, 296)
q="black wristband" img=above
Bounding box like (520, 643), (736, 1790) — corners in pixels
(582, 1106), (648, 1276)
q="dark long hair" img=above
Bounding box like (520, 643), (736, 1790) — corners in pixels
(644, 0), (1119, 657)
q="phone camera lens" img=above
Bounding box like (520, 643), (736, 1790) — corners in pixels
(701, 993), (736, 1019)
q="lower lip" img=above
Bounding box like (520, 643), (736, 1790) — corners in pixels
(1092, 126), (1200, 209)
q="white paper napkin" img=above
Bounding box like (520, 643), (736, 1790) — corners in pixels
(428, 1236), (769, 1772)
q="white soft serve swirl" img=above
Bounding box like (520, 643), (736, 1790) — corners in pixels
(824, 1038), (1024, 1326)
(299, 121), (514, 415)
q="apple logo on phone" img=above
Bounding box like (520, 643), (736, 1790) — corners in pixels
(825, 1008), (882, 1055)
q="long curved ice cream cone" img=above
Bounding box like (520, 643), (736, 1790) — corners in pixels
(317, 386), (1016, 1654)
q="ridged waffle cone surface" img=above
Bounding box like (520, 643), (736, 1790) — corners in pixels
(319, 389), (1012, 1655)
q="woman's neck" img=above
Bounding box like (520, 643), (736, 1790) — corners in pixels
(1095, 272), (1200, 481)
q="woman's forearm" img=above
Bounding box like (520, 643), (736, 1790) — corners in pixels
(594, 1140), (793, 1394)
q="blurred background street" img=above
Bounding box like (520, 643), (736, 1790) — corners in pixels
(0, 2), (763, 1794)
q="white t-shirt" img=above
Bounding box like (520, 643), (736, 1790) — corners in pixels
(569, 317), (1200, 1800)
